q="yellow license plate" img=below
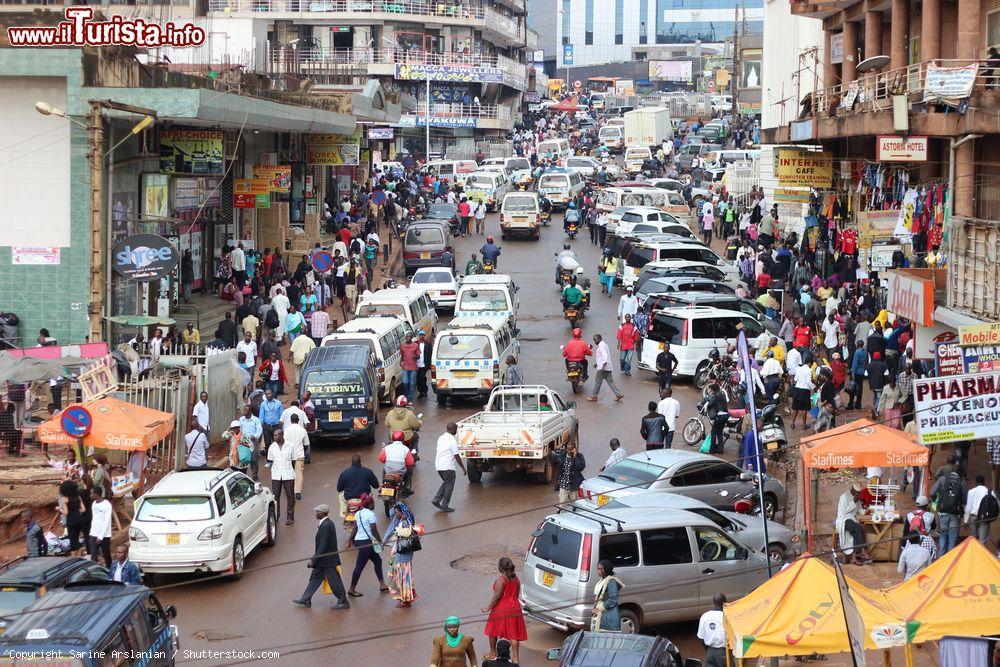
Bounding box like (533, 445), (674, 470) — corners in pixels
(565, 310), (577, 317)
(766, 441), (779, 451)
(453, 370), (476, 378)
(166, 533), (180, 545)
(495, 447), (518, 456)
(542, 571), (556, 588)
(596, 495), (610, 507)
(420, 251), (431, 259)
(328, 411), (342, 421)
(380, 488), (396, 497)
(658, 342), (665, 350)
(514, 217), (528, 222)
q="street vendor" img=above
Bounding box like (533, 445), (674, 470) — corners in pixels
(835, 483), (874, 565)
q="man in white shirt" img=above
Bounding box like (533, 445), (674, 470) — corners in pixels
(193, 391), (210, 432)
(791, 362), (815, 429)
(897, 534), (932, 580)
(821, 313), (841, 356)
(588, 334), (624, 402)
(284, 414), (310, 501)
(697, 593), (728, 667)
(600, 438), (627, 472)
(267, 428), (297, 525)
(785, 345), (803, 378)
(88, 487), (113, 567)
(271, 288), (290, 339)
(431, 422), (466, 513)
(236, 331), (257, 369)
(184, 422), (210, 469)
(761, 351), (784, 402)
(656, 388), (681, 448)
(280, 401), (308, 429)
(965, 475), (996, 543)
(617, 287), (639, 322)
(230, 242), (246, 285)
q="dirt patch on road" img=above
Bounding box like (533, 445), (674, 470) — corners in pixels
(450, 548), (525, 576)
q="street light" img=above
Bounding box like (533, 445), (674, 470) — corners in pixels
(35, 101), (89, 128)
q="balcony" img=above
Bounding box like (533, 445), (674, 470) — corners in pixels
(946, 216), (1000, 322)
(399, 102), (514, 130)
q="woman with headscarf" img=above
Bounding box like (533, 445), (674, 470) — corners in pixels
(482, 557), (527, 664)
(591, 559), (624, 631)
(430, 616), (477, 667)
(381, 501), (419, 607)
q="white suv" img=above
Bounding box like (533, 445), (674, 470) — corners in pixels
(129, 468), (277, 580)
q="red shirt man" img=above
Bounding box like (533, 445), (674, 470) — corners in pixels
(338, 226), (353, 247)
(616, 320), (639, 351)
(400, 338), (420, 371)
(562, 338), (592, 362)
(793, 324), (812, 348)
(458, 199), (472, 218)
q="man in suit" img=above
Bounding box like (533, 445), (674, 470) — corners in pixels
(107, 545), (142, 585)
(292, 504), (349, 610)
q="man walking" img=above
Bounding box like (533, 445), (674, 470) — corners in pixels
(617, 286), (639, 322)
(258, 389), (282, 447)
(552, 444), (586, 504)
(965, 475), (998, 543)
(503, 355), (524, 386)
(293, 504), (350, 610)
(432, 422), (466, 513)
(657, 388), (681, 448)
(285, 414), (311, 501)
(599, 438), (627, 472)
(399, 333), (420, 401)
(193, 391), (210, 432)
(184, 420), (210, 470)
(640, 401), (668, 450)
(88, 488), (113, 567)
(697, 593), (728, 667)
(238, 405), (263, 481)
(587, 334), (624, 402)
(415, 330), (430, 399)
(931, 470), (966, 554)
(616, 314), (639, 376)
(655, 343), (678, 391)
(267, 428), (297, 525)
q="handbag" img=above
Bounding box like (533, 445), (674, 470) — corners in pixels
(396, 533), (422, 555)
(699, 434), (712, 454)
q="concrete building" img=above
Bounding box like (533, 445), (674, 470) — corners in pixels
(760, 0), (823, 131)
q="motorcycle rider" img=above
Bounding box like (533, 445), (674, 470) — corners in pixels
(561, 277), (585, 310)
(480, 236), (502, 269)
(562, 327), (592, 382)
(555, 244), (580, 284)
(539, 193), (553, 223)
(378, 430), (415, 495)
(564, 201), (582, 234)
(704, 384), (730, 455)
(465, 253), (483, 276)
(573, 266), (592, 292)
(385, 396), (422, 457)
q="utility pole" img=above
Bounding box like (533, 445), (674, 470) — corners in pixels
(731, 3), (740, 116)
(88, 101), (105, 344)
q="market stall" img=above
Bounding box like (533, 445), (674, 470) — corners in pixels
(724, 553), (912, 660)
(798, 419), (929, 552)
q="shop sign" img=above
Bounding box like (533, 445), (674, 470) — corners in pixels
(141, 173), (169, 233)
(775, 149), (832, 188)
(885, 270), (934, 325)
(962, 344), (1000, 374)
(233, 194), (255, 208)
(959, 323), (1000, 346)
(394, 63), (503, 83)
(649, 60), (692, 83)
(877, 135), (928, 162)
(111, 234), (178, 282)
(172, 176), (220, 211)
(789, 119), (814, 142)
(159, 129), (224, 174)
(773, 188), (810, 204)
(857, 210), (899, 249)
(830, 32), (843, 64)
(936, 340), (964, 376)
(252, 165), (291, 193)
(310, 131), (361, 145)
(11, 246), (60, 265)
(306, 143), (361, 166)
(367, 127), (394, 140)
(255, 194), (270, 208)
(914, 323), (956, 360)
(923, 63), (978, 104)
(234, 178), (270, 197)
(400, 115), (479, 129)
(524, 91), (541, 103)
(869, 243), (901, 271)
(913, 370), (1000, 444)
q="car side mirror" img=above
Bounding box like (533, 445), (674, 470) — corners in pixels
(165, 604), (178, 619)
(739, 472), (753, 482)
(254, 483), (264, 495)
(546, 648), (562, 661)
(567, 401), (577, 409)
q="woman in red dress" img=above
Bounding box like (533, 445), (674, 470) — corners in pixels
(482, 557), (528, 664)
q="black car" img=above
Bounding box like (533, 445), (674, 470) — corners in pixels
(0, 557), (108, 632)
(547, 631), (701, 667)
(427, 202), (460, 235)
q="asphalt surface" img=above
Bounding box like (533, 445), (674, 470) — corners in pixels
(164, 208), (712, 666)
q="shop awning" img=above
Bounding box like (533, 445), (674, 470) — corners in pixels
(800, 419), (929, 469)
(548, 96), (580, 113)
(724, 554), (913, 659)
(37, 396), (174, 451)
(877, 538), (1000, 644)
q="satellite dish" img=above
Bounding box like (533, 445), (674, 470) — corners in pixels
(857, 55), (891, 73)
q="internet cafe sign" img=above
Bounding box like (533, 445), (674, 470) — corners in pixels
(885, 270), (934, 326)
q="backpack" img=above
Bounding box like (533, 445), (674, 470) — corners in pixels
(937, 474), (963, 514)
(908, 509), (927, 534)
(978, 492), (999, 522)
(264, 308), (279, 330)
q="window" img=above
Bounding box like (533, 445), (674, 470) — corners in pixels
(585, 0), (594, 44)
(99, 630), (129, 667)
(639, 0), (648, 43)
(68, 563), (108, 584)
(136, 496), (213, 522)
(147, 594), (168, 630)
(701, 462), (742, 485)
(713, 318), (740, 339)
(641, 527), (693, 565)
(691, 319), (714, 339)
(123, 606), (153, 655)
(599, 532), (640, 568)
(436, 334), (491, 360)
(214, 487), (227, 516)
(561, 0), (571, 45)
(551, 392), (567, 411)
(671, 462), (710, 487)
(989, 10), (1000, 48)
(694, 527), (745, 562)
(531, 521), (582, 569)
(647, 315), (683, 345)
(227, 476), (254, 508)
(601, 459), (667, 489)
(622, 213), (641, 223)
(743, 318), (765, 337)
(379, 334), (395, 361)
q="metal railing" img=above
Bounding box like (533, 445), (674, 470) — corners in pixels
(210, 0), (484, 18)
(412, 103), (511, 118)
(806, 59), (999, 120)
(484, 6), (524, 41)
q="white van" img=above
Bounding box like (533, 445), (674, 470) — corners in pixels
(597, 186), (687, 215)
(637, 306), (765, 377)
(322, 316), (413, 404)
(481, 156), (533, 187)
(430, 316), (519, 403)
(537, 169), (584, 210)
(418, 159), (479, 187)
(537, 138), (571, 162)
(464, 170), (511, 212)
(499, 191), (542, 240)
(624, 146), (652, 174)
(598, 125), (624, 151)
(612, 236), (740, 287)
(455, 274), (519, 331)
(354, 287), (438, 339)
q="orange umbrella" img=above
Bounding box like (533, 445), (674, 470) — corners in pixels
(38, 396), (175, 451)
(800, 419), (929, 469)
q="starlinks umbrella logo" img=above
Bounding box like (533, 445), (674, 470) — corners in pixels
(8, 7), (205, 47)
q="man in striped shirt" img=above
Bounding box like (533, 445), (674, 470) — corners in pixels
(267, 428), (297, 525)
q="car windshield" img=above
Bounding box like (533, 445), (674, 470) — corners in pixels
(357, 303), (407, 318)
(503, 196), (538, 212)
(599, 459), (667, 489)
(530, 521), (582, 570)
(405, 227), (445, 246)
(625, 148), (651, 159)
(508, 158), (530, 170)
(567, 159), (590, 168)
(599, 128), (621, 137)
(459, 289), (508, 311)
(304, 369), (365, 395)
(0, 588), (37, 618)
(467, 176), (496, 189)
(137, 496), (214, 522)
(436, 334), (491, 360)
(427, 205), (456, 219)
(412, 271), (453, 284)
(538, 175), (569, 189)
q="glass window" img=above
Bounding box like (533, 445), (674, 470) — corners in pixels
(123, 606), (153, 655)
(600, 459), (667, 489)
(531, 521), (582, 569)
(214, 487), (227, 516)
(411, 270), (453, 284)
(561, 0), (570, 45)
(227, 476), (254, 508)
(136, 496), (213, 522)
(585, 0), (594, 44)
(459, 289), (508, 311)
(614, 0), (623, 43)
(671, 462), (710, 487)
(641, 527), (693, 565)
(379, 334), (395, 361)
(713, 318), (740, 339)
(67, 563), (108, 584)
(405, 227), (445, 246)
(625, 246), (655, 269)
(436, 334), (491, 360)
(702, 462), (742, 485)
(600, 532), (640, 568)
(503, 196), (539, 212)
(99, 630), (129, 667)
(691, 319), (714, 339)
(647, 315), (682, 345)
(743, 318), (765, 337)
(639, 0), (649, 43)
(695, 527), (745, 562)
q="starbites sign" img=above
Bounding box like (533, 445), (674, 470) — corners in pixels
(914, 371), (1000, 444)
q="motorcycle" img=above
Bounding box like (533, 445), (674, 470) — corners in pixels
(563, 302), (585, 328)
(566, 222), (579, 239)
(540, 210), (551, 226)
(557, 267), (573, 288)
(759, 403), (788, 462)
(682, 400), (783, 448)
(482, 259), (496, 274)
(343, 497), (364, 529)
(380, 472), (406, 517)
(565, 360), (586, 394)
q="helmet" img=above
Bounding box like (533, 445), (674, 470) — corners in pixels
(391, 430), (405, 442)
(568, 202), (577, 209)
(487, 236), (494, 243)
(572, 328), (583, 339)
(708, 348), (721, 361)
(574, 266), (584, 275)
(395, 395), (408, 407)
(563, 244), (571, 250)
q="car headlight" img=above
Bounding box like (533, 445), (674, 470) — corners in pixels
(129, 527), (148, 542)
(197, 524), (223, 541)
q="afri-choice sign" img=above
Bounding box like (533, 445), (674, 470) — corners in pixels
(111, 234), (178, 282)
(876, 136), (928, 162)
(913, 370), (1000, 444)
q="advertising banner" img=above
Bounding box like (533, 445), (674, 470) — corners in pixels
(959, 322), (1000, 346)
(961, 345), (1000, 374)
(914, 323), (957, 360)
(936, 341), (964, 376)
(923, 64), (978, 104)
(367, 127), (394, 140)
(775, 149), (832, 188)
(394, 63), (504, 83)
(234, 178), (270, 196)
(11, 247), (60, 265)
(111, 192), (136, 244)
(141, 173), (170, 230)
(252, 166), (291, 193)
(159, 129), (224, 174)
(649, 60), (692, 82)
(306, 143), (361, 166)
(111, 234), (178, 282)
(913, 371), (1000, 444)
(885, 270), (934, 325)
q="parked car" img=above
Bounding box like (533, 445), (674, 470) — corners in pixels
(426, 202), (460, 235)
(578, 449), (785, 519)
(409, 267), (459, 310)
(403, 220), (455, 275)
(546, 631), (701, 667)
(635, 275), (736, 304)
(0, 557), (108, 633)
(641, 291), (777, 334)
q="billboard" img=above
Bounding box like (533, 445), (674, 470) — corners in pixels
(394, 64), (504, 83)
(306, 143), (361, 166)
(913, 371), (1000, 444)
(775, 149), (832, 188)
(159, 129), (223, 174)
(649, 60), (692, 82)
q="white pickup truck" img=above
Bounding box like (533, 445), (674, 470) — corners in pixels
(456, 385), (578, 484)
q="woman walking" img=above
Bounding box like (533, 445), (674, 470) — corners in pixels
(591, 559), (624, 631)
(58, 480), (85, 554)
(878, 375), (905, 430)
(482, 557), (527, 664)
(347, 494), (389, 597)
(430, 616), (477, 667)
(382, 501), (419, 608)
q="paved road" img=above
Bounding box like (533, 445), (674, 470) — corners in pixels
(165, 209), (709, 666)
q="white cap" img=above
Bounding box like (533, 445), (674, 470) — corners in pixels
(230, 420), (241, 428)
